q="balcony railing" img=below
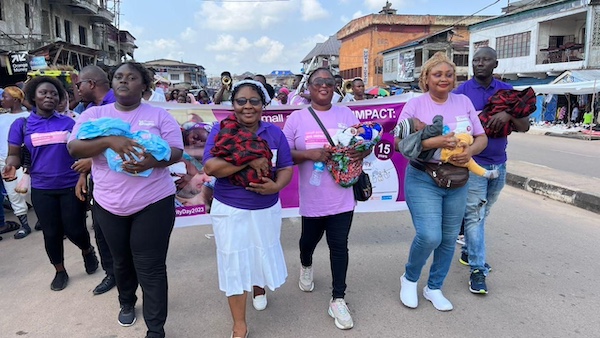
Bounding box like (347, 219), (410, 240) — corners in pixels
(537, 43), (585, 65)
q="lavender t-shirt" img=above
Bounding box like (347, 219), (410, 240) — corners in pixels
(282, 105), (359, 217)
(69, 103), (184, 216)
(8, 112), (80, 189)
(398, 92), (485, 162)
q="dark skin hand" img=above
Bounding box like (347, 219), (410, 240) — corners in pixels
(247, 157), (271, 178)
(71, 158), (93, 174)
(122, 154), (158, 175)
(75, 174), (88, 201)
(486, 111), (512, 132)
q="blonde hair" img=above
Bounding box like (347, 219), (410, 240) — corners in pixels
(3, 86), (25, 102)
(418, 52), (457, 92)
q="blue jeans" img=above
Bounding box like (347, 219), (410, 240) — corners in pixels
(404, 165), (468, 290)
(462, 163), (506, 275)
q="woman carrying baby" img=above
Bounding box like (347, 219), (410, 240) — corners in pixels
(282, 67), (371, 331)
(203, 80), (293, 338)
(394, 52), (487, 311)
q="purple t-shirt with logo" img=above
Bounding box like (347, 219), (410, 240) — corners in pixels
(454, 78), (514, 165)
(203, 121), (293, 211)
(68, 103), (184, 216)
(8, 112), (80, 189)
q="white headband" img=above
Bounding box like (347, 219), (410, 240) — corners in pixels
(232, 79), (271, 105)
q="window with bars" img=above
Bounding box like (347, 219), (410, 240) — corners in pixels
(496, 32), (531, 59)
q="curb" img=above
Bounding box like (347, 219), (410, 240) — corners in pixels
(506, 173), (600, 214)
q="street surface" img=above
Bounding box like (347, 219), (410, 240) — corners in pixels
(1, 185), (599, 337)
(507, 132), (600, 178)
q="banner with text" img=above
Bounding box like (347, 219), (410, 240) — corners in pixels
(155, 93), (420, 227)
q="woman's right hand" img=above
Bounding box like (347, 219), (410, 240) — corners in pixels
(422, 132), (457, 150)
(1, 165), (17, 182)
(107, 136), (144, 162)
(305, 148), (331, 162)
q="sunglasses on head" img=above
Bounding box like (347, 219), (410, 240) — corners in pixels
(311, 77), (335, 88)
(234, 98), (262, 106)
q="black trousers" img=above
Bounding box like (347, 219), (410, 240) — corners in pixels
(89, 180), (113, 276)
(31, 187), (91, 265)
(300, 211), (353, 299)
(94, 195), (175, 338)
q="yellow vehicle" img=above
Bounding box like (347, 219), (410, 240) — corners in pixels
(27, 69), (78, 89)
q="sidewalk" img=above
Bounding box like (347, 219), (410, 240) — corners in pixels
(506, 158), (600, 214)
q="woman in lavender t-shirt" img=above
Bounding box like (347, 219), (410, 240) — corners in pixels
(395, 52), (487, 312)
(68, 62), (183, 338)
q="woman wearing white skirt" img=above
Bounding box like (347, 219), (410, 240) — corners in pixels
(203, 80), (293, 338)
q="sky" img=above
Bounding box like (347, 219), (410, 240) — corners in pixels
(120, 0), (508, 77)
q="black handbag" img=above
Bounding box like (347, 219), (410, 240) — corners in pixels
(308, 107), (373, 201)
(353, 171), (372, 201)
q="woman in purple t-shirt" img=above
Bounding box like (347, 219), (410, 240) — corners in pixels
(203, 81), (293, 338)
(68, 62), (184, 338)
(396, 52), (487, 312)
(2, 76), (98, 291)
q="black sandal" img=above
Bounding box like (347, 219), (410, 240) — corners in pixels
(14, 228), (31, 239)
(0, 221), (20, 234)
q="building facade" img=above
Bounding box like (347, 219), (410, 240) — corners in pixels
(381, 27), (470, 88)
(301, 35), (341, 75)
(0, 0), (135, 85)
(336, 3), (489, 87)
(144, 59), (207, 89)
(468, 0), (600, 83)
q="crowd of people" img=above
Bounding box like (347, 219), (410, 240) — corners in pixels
(0, 46), (523, 337)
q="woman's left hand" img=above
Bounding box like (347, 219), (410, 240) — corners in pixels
(246, 177), (280, 195)
(347, 148), (371, 161)
(449, 145), (472, 166)
(122, 153), (159, 175)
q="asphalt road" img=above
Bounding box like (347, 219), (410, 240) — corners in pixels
(507, 132), (600, 178)
(1, 185), (599, 338)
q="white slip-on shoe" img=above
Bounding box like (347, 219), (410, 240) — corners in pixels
(423, 286), (453, 311)
(400, 273), (418, 308)
(252, 292), (267, 311)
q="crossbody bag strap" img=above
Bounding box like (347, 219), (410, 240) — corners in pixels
(308, 106), (335, 147)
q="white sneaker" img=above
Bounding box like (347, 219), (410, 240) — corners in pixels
(252, 292), (267, 311)
(299, 266), (314, 292)
(328, 298), (354, 330)
(456, 235), (465, 246)
(400, 273), (418, 308)
(423, 286), (453, 311)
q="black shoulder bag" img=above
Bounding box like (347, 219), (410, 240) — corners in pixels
(20, 117), (31, 171)
(307, 107), (372, 201)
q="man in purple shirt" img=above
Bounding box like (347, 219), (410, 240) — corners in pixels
(74, 65), (118, 296)
(454, 47), (530, 295)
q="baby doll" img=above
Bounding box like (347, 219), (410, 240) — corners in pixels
(393, 115), (499, 179)
(332, 122), (383, 149)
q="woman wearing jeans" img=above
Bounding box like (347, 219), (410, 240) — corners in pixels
(68, 62), (183, 338)
(395, 52), (487, 311)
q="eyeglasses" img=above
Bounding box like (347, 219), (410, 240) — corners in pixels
(234, 98), (262, 106)
(75, 79), (94, 89)
(311, 77), (335, 88)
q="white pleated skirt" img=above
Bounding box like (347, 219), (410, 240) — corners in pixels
(210, 198), (288, 297)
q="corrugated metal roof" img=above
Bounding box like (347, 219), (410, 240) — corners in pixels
(301, 35), (341, 63)
(553, 69), (600, 83)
